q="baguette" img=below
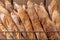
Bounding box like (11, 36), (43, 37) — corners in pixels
(0, 6), (20, 39)
(52, 10), (60, 35)
(0, 5), (9, 16)
(0, 6), (15, 39)
(48, 0), (58, 17)
(26, 1), (47, 40)
(14, 2), (36, 39)
(0, 1), (4, 7)
(36, 2), (60, 39)
(11, 10), (27, 38)
(0, 18), (13, 39)
(5, 0), (13, 12)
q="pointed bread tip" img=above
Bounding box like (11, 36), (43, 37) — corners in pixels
(13, 2), (19, 8)
(40, 2), (43, 5)
(40, 2), (44, 7)
(27, 1), (33, 7)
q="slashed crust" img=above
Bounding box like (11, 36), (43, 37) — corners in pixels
(52, 10), (60, 35)
(0, 6), (24, 39)
(11, 10), (27, 38)
(0, 1), (4, 7)
(48, 0), (58, 17)
(13, 3), (36, 39)
(36, 3), (60, 39)
(26, 1), (47, 40)
(0, 19), (13, 39)
(5, 0), (13, 12)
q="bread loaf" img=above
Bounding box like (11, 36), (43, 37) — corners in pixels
(26, 1), (47, 40)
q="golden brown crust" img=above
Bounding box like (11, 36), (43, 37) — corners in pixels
(0, 0), (60, 40)
(5, 0), (13, 12)
(14, 3), (36, 39)
(0, 19), (13, 39)
(36, 3), (60, 39)
(52, 10), (60, 35)
(0, 3), (24, 39)
(0, 5), (9, 16)
(0, 7), (19, 39)
(48, 0), (58, 17)
(11, 11), (27, 38)
(0, 1), (4, 7)
(26, 1), (47, 40)
(52, 10), (60, 24)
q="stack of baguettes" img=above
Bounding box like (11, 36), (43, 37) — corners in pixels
(0, 0), (60, 40)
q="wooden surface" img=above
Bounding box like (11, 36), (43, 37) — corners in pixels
(0, 0), (60, 12)
(13, 0), (44, 5)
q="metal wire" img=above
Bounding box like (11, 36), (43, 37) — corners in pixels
(0, 30), (60, 33)
(0, 31), (60, 40)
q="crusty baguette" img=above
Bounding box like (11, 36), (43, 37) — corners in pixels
(0, 5), (9, 16)
(36, 2), (60, 39)
(11, 10), (27, 38)
(26, 1), (47, 40)
(0, 6), (15, 39)
(13, 2), (19, 11)
(52, 10), (60, 24)
(0, 18), (13, 39)
(0, 1), (4, 7)
(48, 0), (58, 17)
(14, 2), (36, 39)
(0, 5), (15, 39)
(52, 10), (60, 35)
(0, 12), (17, 39)
(0, 5), (21, 39)
(5, 0), (13, 12)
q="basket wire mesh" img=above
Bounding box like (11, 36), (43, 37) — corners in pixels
(0, 31), (60, 40)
